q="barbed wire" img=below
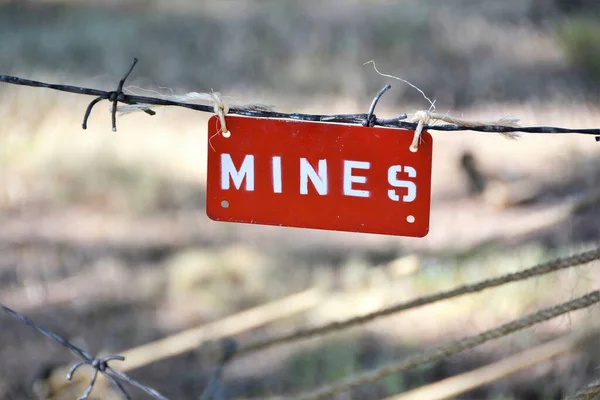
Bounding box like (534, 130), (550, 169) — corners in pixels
(233, 247), (600, 356)
(2, 250), (598, 400)
(0, 301), (171, 400)
(1, 58), (600, 141)
(3, 248), (595, 398)
(1, 300), (240, 400)
(291, 290), (600, 400)
(3, 58), (600, 399)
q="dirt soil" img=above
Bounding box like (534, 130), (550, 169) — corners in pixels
(1, 1), (600, 400)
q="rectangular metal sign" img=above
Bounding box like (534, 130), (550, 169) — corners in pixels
(206, 115), (433, 237)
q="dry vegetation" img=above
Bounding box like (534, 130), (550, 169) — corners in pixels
(1, 1), (600, 399)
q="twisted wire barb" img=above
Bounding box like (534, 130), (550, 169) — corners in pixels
(2, 58), (600, 139)
(0, 302), (169, 400)
(0, 59), (407, 133)
(235, 247), (600, 356)
(291, 290), (600, 400)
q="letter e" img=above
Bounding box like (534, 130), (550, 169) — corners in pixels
(344, 160), (370, 197)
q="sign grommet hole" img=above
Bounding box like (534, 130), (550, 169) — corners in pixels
(206, 116), (432, 237)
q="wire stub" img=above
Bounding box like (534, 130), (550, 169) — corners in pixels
(1, 58), (600, 140)
(363, 84), (392, 127)
(82, 57), (155, 132)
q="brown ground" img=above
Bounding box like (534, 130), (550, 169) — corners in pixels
(1, 1), (600, 399)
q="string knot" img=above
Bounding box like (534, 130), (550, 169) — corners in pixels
(410, 110), (431, 152)
(408, 110), (521, 152)
(208, 92), (230, 137)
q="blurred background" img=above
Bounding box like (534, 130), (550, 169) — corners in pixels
(1, 0), (600, 399)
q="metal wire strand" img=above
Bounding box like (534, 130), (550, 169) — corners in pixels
(200, 338), (238, 400)
(0, 302), (169, 400)
(363, 84), (391, 127)
(1, 58), (600, 138)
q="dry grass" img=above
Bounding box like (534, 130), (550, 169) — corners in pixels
(1, 1), (600, 399)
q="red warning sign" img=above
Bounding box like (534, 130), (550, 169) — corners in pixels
(206, 115), (433, 237)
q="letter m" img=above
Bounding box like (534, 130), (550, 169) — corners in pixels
(221, 154), (254, 191)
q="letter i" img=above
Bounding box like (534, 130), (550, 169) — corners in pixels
(272, 156), (282, 193)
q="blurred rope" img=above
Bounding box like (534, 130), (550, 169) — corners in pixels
(1, 287), (324, 399)
(291, 290), (600, 400)
(387, 326), (599, 400)
(118, 287), (322, 372)
(0, 302), (169, 400)
(234, 247), (600, 356)
(1, 250), (598, 400)
(567, 378), (600, 400)
(3, 57), (600, 400)
(2, 58), (600, 140)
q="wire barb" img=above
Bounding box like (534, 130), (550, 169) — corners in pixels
(0, 302), (169, 400)
(2, 58), (600, 138)
(80, 57), (155, 132)
(363, 84), (391, 127)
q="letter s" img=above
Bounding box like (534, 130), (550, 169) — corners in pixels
(388, 165), (417, 202)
